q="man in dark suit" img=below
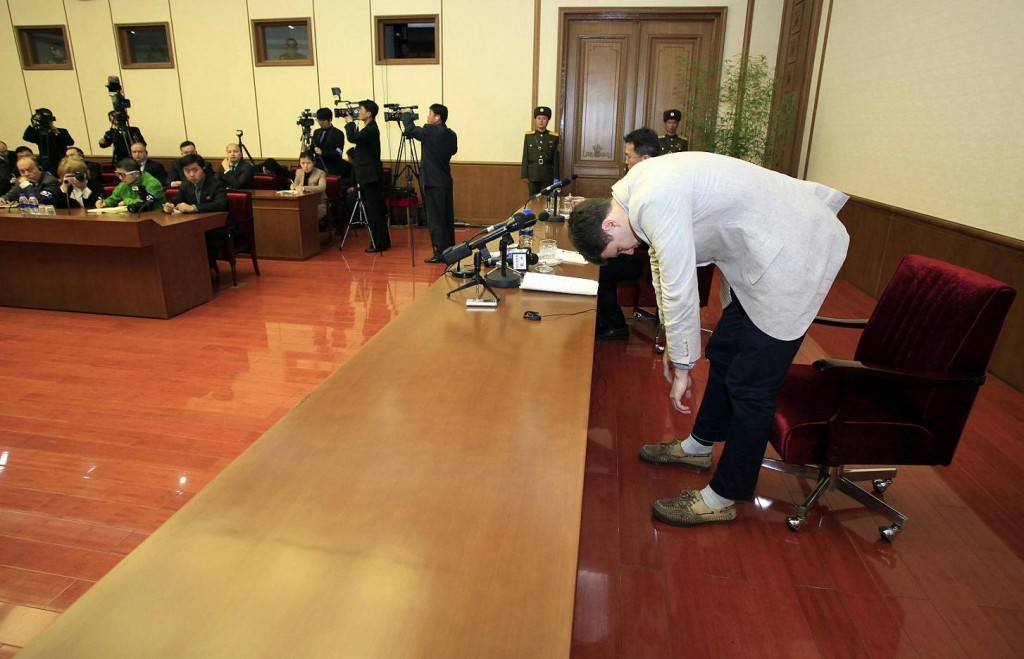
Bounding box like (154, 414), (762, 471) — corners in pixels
(402, 103), (458, 263)
(131, 141), (167, 185)
(167, 141), (214, 188)
(98, 111), (145, 163)
(1, 141), (15, 196)
(1, 156), (61, 206)
(344, 100), (389, 253)
(313, 108), (346, 175)
(218, 143), (255, 189)
(23, 109), (75, 172)
(162, 154), (229, 271)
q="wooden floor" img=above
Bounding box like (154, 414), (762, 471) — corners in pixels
(1, 233), (1022, 657)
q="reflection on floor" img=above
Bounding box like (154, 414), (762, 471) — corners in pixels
(1, 239), (1021, 657)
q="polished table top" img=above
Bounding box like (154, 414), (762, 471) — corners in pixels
(0, 206), (227, 245)
(20, 224), (598, 658)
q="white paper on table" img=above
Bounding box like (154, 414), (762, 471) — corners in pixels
(520, 272), (598, 296)
(556, 249), (588, 265)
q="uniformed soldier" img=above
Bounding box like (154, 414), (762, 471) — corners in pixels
(521, 106), (560, 195)
(658, 108), (689, 155)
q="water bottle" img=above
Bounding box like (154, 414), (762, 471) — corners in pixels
(18, 191), (28, 211)
(546, 179), (560, 215)
(27, 193), (39, 214)
(519, 209), (534, 250)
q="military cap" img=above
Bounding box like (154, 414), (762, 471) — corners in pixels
(534, 106), (552, 119)
(663, 109), (682, 122)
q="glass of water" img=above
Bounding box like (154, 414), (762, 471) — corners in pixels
(536, 239), (558, 274)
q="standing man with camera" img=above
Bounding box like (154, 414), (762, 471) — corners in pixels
(23, 109), (75, 172)
(313, 108), (346, 175)
(521, 106), (559, 195)
(99, 110), (145, 163)
(343, 100), (389, 253)
(401, 104), (458, 263)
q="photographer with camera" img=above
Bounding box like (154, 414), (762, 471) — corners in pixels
(55, 157), (100, 209)
(343, 100), (389, 253)
(312, 108), (346, 175)
(64, 146), (103, 190)
(98, 110), (145, 163)
(95, 158), (165, 210)
(400, 104), (458, 263)
(0, 156), (60, 206)
(23, 109), (75, 172)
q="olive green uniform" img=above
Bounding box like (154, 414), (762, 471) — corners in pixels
(522, 129), (560, 195)
(658, 133), (689, 155)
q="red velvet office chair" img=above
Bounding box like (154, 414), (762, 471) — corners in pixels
(101, 172), (119, 186)
(385, 194), (419, 226)
(616, 253), (716, 353)
(220, 191), (261, 287)
(164, 188), (179, 202)
(763, 254), (1016, 541)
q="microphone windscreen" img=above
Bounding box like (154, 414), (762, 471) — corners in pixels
(536, 212), (550, 222)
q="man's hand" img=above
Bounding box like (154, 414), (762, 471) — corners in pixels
(162, 202), (174, 213)
(314, 147), (322, 155)
(663, 352), (693, 414)
(95, 198), (106, 208)
(221, 158), (231, 171)
(170, 181), (182, 188)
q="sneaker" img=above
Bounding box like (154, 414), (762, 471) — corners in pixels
(638, 439), (713, 470)
(653, 489), (737, 526)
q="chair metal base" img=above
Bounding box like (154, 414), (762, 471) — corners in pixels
(761, 459), (908, 541)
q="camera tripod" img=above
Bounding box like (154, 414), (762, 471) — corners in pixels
(299, 127), (312, 157)
(391, 126), (420, 266)
(339, 184), (378, 254)
(236, 130), (256, 166)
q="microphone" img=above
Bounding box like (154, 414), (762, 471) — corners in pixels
(538, 174), (577, 196)
(442, 211), (548, 266)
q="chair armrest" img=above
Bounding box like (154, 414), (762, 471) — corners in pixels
(813, 358), (986, 388)
(812, 316), (869, 328)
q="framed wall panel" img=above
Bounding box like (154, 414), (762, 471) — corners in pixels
(116, 23), (174, 69)
(253, 18), (313, 66)
(16, 25), (71, 70)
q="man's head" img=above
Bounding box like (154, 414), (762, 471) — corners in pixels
(428, 103), (448, 125)
(15, 146), (34, 159)
(225, 143), (242, 164)
(534, 106), (552, 131)
(285, 37), (298, 51)
(663, 109), (681, 136)
(623, 128), (660, 169)
(131, 142), (149, 162)
(358, 100), (379, 121)
(65, 146), (85, 159)
(115, 158), (142, 184)
(16, 157), (42, 183)
(0, 142), (7, 157)
(567, 198), (641, 265)
(179, 141), (197, 156)
(179, 154), (207, 184)
(316, 107), (333, 128)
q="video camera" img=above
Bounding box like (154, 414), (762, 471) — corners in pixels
(32, 107), (55, 130)
(330, 87), (360, 119)
(384, 103), (418, 122)
(296, 109), (315, 131)
(106, 76), (132, 126)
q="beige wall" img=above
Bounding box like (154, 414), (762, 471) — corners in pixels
(805, 0), (1024, 240)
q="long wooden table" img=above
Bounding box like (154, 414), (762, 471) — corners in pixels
(251, 189), (323, 259)
(0, 207), (226, 318)
(19, 224), (597, 658)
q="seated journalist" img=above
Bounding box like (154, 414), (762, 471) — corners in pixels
(55, 157), (100, 209)
(1, 156), (60, 206)
(95, 158), (165, 209)
(162, 154), (229, 270)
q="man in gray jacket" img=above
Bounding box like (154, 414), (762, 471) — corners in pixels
(568, 152), (849, 526)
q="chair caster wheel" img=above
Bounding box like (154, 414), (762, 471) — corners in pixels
(873, 478), (893, 494)
(786, 515), (805, 532)
(879, 523), (902, 542)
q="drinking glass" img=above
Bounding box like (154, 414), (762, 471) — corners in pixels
(536, 239), (558, 274)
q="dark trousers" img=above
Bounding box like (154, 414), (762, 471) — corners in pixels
(361, 182), (390, 250)
(528, 180), (553, 196)
(423, 185), (454, 255)
(692, 296), (804, 500)
(597, 253), (646, 330)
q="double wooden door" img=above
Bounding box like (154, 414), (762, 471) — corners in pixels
(559, 10), (725, 198)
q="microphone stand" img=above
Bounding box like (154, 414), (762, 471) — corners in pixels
(484, 234), (521, 288)
(446, 251), (500, 303)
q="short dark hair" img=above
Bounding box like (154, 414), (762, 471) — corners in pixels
(567, 198), (615, 265)
(131, 141), (147, 149)
(67, 146), (85, 157)
(179, 153), (206, 170)
(179, 140), (196, 150)
(117, 157), (140, 172)
(429, 103), (448, 123)
(316, 108), (333, 121)
(359, 100), (379, 118)
(16, 145), (34, 155)
(624, 128), (660, 158)
(298, 150), (316, 162)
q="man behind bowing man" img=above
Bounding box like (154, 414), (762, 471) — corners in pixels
(131, 141), (166, 185)
(343, 99), (389, 253)
(402, 103), (458, 263)
(312, 108), (346, 175)
(567, 152), (849, 526)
